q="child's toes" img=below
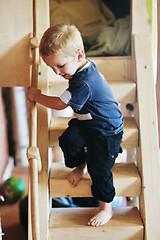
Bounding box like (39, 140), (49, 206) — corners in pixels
(88, 218), (96, 226)
(87, 218), (93, 226)
(91, 219), (97, 227)
(95, 221), (101, 227)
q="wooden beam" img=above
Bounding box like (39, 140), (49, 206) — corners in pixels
(132, 0), (151, 34)
(29, 1), (50, 240)
(134, 32), (160, 240)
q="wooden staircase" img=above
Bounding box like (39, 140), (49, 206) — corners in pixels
(47, 56), (143, 239)
(26, 0), (160, 240)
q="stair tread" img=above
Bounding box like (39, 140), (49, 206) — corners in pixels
(49, 80), (136, 104)
(49, 117), (138, 148)
(89, 56), (131, 81)
(49, 162), (141, 197)
(49, 207), (143, 240)
(48, 56), (132, 82)
(49, 79), (135, 88)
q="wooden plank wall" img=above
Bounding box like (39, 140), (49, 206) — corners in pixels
(0, 0), (32, 87)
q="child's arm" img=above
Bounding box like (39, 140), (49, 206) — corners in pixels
(27, 87), (68, 110)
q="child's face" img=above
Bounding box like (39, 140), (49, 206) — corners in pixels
(42, 52), (84, 80)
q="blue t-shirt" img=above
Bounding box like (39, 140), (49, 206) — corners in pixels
(60, 59), (124, 136)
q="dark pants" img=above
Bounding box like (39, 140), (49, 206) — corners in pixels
(59, 118), (123, 203)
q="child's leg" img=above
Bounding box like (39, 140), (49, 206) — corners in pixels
(59, 119), (87, 168)
(86, 131), (123, 227)
(59, 119), (87, 186)
(87, 201), (113, 227)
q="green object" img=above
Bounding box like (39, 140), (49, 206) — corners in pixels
(146, 0), (157, 82)
(1, 177), (26, 204)
(146, 0), (157, 58)
(146, 0), (152, 21)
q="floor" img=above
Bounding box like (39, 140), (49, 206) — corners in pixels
(0, 167), (28, 240)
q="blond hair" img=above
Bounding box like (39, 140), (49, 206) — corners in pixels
(39, 24), (84, 57)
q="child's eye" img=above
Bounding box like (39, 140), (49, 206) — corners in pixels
(57, 64), (65, 68)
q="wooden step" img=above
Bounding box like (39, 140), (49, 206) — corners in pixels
(49, 80), (136, 104)
(49, 117), (138, 148)
(48, 56), (132, 82)
(49, 162), (141, 198)
(89, 56), (131, 81)
(49, 207), (143, 240)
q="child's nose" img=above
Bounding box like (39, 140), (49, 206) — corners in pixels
(52, 67), (60, 75)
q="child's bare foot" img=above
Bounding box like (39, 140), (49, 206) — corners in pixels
(67, 163), (87, 187)
(88, 201), (113, 227)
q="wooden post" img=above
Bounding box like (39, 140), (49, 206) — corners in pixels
(131, 1), (160, 239)
(34, 1), (50, 240)
(134, 32), (160, 240)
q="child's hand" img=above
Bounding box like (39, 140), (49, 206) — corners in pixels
(27, 87), (41, 102)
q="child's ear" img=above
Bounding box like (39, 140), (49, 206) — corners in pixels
(77, 49), (85, 61)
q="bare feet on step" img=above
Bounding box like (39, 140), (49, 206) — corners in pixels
(67, 163), (87, 187)
(88, 201), (113, 227)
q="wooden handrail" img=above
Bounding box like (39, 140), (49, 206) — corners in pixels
(27, 147), (42, 172)
(29, 159), (40, 240)
(27, 147), (41, 240)
(28, 1), (40, 239)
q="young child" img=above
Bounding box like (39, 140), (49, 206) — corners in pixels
(27, 23), (124, 227)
